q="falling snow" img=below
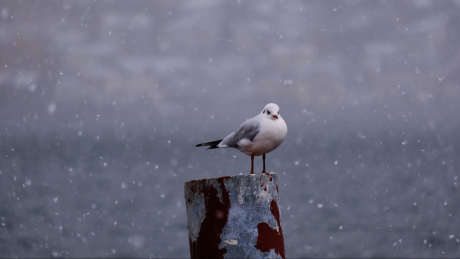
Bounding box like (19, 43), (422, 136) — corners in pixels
(0, 1), (459, 259)
(47, 103), (57, 115)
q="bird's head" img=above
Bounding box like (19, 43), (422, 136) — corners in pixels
(261, 103), (281, 120)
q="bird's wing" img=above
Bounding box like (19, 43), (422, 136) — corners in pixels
(222, 118), (260, 148)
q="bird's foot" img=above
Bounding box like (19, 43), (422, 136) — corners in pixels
(261, 171), (270, 175)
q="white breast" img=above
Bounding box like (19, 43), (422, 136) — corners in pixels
(238, 116), (287, 156)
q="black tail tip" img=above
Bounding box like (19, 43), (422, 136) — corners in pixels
(195, 139), (223, 149)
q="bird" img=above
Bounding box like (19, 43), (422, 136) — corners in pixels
(196, 103), (287, 174)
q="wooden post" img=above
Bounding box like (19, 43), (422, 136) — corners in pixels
(184, 173), (285, 259)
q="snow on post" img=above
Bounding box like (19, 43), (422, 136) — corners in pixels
(184, 173), (285, 259)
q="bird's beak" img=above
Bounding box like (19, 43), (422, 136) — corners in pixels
(272, 114), (278, 119)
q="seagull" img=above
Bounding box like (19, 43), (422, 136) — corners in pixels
(196, 103), (287, 174)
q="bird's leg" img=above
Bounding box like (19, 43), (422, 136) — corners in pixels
(250, 154), (254, 174)
(262, 153), (267, 174)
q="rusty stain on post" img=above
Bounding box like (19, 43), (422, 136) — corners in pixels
(184, 173), (285, 259)
(255, 200), (285, 259)
(188, 177), (231, 259)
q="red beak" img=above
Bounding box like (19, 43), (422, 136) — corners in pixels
(272, 114), (278, 119)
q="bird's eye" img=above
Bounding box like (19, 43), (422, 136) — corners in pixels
(267, 111), (271, 115)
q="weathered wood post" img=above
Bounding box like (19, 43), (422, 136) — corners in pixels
(184, 173), (285, 259)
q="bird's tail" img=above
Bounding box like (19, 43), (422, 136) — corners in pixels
(195, 139), (223, 149)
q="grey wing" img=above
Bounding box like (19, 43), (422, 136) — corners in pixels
(223, 119), (260, 148)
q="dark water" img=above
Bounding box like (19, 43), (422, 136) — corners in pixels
(1, 131), (459, 258)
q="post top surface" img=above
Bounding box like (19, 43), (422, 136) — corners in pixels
(185, 172), (279, 186)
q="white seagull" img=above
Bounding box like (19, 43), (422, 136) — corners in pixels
(196, 103), (287, 174)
